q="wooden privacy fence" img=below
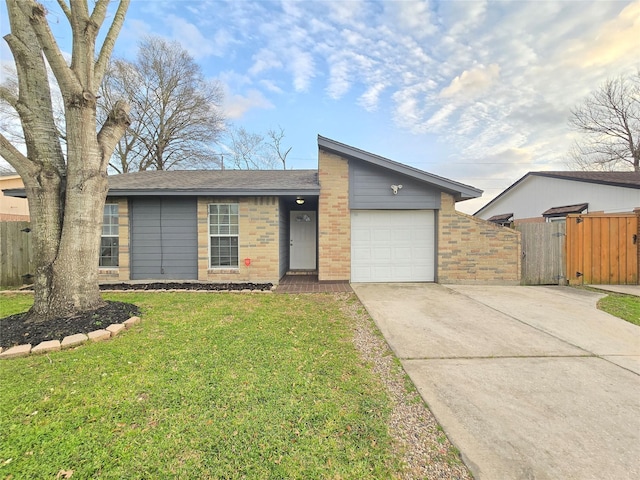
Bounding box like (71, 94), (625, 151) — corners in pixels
(0, 221), (33, 287)
(566, 213), (638, 286)
(517, 222), (566, 285)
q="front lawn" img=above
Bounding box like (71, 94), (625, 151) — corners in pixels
(0, 292), (468, 479)
(598, 293), (640, 326)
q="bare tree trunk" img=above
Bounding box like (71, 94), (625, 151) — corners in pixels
(1, 0), (130, 322)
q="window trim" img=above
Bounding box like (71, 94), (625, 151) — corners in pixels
(100, 203), (119, 268)
(208, 203), (240, 269)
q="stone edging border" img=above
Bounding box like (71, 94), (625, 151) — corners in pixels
(0, 316), (141, 360)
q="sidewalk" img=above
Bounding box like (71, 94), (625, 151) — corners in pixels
(588, 284), (640, 297)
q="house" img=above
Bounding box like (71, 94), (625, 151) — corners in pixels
(476, 171), (640, 224)
(4, 136), (522, 285)
(0, 172), (29, 221)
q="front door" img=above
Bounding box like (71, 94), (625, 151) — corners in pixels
(290, 211), (316, 270)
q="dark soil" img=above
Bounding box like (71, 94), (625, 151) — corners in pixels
(0, 301), (140, 350)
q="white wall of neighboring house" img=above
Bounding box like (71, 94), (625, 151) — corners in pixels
(0, 175), (29, 220)
(476, 175), (640, 221)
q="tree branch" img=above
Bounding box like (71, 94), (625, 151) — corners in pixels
(97, 100), (131, 170)
(0, 85), (19, 111)
(94, 0), (130, 88)
(16, 1), (81, 94)
(90, 0), (109, 29)
(55, 0), (72, 22)
(0, 132), (30, 172)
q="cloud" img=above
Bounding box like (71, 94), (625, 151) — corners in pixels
(288, 48), (315, 92)
(259, 79), (284, 94)
(564, 0), (640, 68)
(222, 88), (274, 120)
(384, 0), (437, 38)
(249, 49), (283, 76)
(440, 64), (501, 100)
(359, 83), (387, 111)
(164, 15), (230, 59)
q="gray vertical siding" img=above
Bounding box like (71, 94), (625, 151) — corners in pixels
(130, 197), (198, 280)
(349, 160), (441, 209)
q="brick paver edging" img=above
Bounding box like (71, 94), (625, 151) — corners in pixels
(0, 316), (141, 360)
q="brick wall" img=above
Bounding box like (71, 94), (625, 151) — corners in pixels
(197, 196), (281, 284)
(99, 197), (129, 282)
(438, 192), (521, 284)
(318, 150), (351, 281)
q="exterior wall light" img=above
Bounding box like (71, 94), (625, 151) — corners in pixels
(391, 184), (403, 195)
(296, 197), (305, 205)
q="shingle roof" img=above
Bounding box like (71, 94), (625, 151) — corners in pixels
(107, 169), (320, 196)
(487, 213), (514, 223)
(542, 203), (589, 217)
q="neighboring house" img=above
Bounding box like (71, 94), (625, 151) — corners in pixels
(475, 171), (640, 224)
(4, 136), (522, 285)
(0, 172), (29, 221)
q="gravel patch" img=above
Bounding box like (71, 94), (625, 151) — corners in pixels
(338, 293), (472, 480)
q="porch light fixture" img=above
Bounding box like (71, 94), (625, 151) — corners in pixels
(296, 196), (305, 205)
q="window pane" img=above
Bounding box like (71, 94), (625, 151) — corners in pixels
(99, 237), (119, 267)
(209, 208), (239, 268)
(100, 204), (119, 266)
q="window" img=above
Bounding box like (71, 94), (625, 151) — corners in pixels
(209, 204), (239, 267)
(100, 204), (119, 267)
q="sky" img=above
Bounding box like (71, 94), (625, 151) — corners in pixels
(1, 0), (638, 213)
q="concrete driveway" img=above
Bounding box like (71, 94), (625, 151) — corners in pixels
(352, 283), (640, 480)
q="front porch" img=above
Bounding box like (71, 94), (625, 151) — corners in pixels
(275, 273), (352, 294)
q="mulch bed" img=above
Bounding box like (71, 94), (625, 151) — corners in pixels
(0, 301), (140, 350)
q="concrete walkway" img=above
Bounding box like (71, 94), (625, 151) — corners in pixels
(352, 284), (640, 480)
(588, 284), (640, 297)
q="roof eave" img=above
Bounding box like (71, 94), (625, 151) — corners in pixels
(107, 187), (321, 197)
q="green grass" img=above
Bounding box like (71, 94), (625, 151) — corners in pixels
(0, 293), (402, 479)
(597, 293), (640, 326)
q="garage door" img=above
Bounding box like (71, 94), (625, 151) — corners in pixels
(351, 210), (435, 282)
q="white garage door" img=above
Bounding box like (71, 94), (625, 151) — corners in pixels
(351, 210), (435, 282)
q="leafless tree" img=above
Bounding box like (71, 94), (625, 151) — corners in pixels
(225, 125), (291, 169)
(267, 126), (292, 169)
(568, 72), (639, 172)
(0, 0), (130, 321)
(100, 36), (225, 173)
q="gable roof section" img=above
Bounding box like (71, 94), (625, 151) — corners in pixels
(106, 169), (320, 196)
(317, 135), (482, 201)
(475, 171), (640, 216)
